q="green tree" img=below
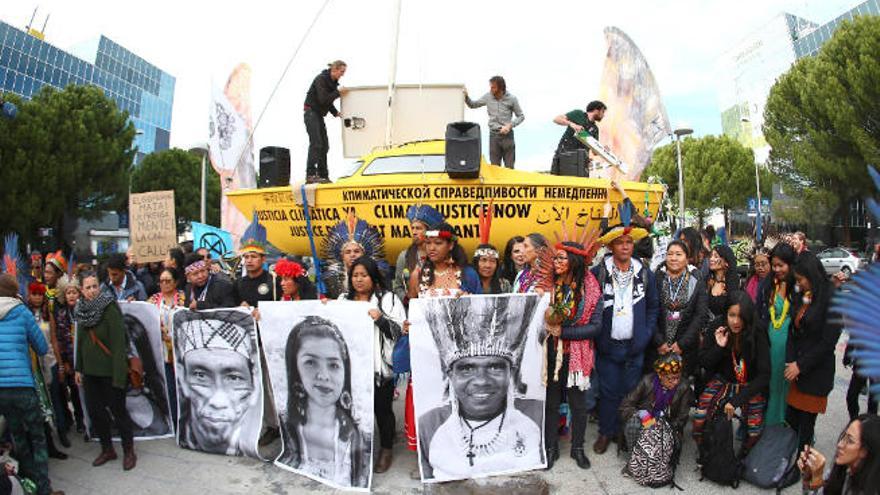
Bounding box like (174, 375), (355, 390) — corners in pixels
(764, 16), (880, 242)
(646, 135), (771, 229)
(130, 148), (221, 232)
(0, 85), (135, 245)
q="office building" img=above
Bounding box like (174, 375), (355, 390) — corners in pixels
(0, 20), (175, 162)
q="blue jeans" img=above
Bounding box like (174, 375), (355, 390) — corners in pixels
(596, 342), (644, 437)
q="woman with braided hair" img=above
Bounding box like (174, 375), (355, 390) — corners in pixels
(542, 237), (603, 470)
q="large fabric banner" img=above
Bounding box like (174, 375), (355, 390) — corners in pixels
(172, 308), (264, 458)
(409, 293), (549, 483)
(209, 63), (257, 250)
(80, 302), (174, 440)
(259, 300), (375, 492)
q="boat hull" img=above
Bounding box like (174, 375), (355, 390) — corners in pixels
(227, 164), (664, 261)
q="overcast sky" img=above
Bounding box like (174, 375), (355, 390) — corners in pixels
(3, 0), (862, 177)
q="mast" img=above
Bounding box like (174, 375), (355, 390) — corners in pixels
(385, 0), (402, 148)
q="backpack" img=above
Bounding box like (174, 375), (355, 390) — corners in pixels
(625, 417), (681, 488)
(699, 408), (741, 487)
(741, 424), (801, 492)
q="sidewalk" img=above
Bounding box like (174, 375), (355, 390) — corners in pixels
(47, 338), (864, 494)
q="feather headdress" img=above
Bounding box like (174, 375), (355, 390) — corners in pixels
(834, 166), (880, 394)
(423, 294), (540, 375)
(2, 233), (28, 296)
(406, 204), (445, 230)
(598, 197), (650, 245)
(321, 211), (388, 297)
(554, 220), (600, 261)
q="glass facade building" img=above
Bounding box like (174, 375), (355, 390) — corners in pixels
(0, 21), (174, 162)
(717, 0), (878, 160)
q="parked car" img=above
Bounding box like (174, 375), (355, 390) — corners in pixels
(816, 247), (868, 277)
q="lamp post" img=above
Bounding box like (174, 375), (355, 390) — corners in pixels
(673, 127), (693, 229)
(741, 118), (763, 241)
(187, 144), (210, 224)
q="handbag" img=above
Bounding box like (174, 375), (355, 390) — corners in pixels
(89, 329), (143, 389)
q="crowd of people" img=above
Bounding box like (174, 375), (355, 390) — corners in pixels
(1, 189), (879, 494)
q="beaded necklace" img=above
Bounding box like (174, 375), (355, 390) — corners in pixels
(769, 283), (790, 330)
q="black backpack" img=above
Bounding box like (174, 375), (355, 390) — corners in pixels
(699, 407), (741, 487)
(741, 424), (801, 492)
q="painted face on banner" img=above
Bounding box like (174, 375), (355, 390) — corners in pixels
(296, 335), (345, 408)
(183, 348), (254, 448)
(449, 356), (511, 421)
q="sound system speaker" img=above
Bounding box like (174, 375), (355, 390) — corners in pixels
(259, 146), (291, 188)
(445, 122), (481, 179)
(551, 149), (589, 177)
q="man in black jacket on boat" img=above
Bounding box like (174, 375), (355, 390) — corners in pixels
(303, 60), (349, 184)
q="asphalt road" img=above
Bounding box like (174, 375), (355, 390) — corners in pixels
(46, 335), (866, 494)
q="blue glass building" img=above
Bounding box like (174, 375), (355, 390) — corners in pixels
(0, 21), (174, 162)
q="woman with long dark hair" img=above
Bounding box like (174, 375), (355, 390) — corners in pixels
(500, 236), (526, 285)
(472, 243), (511, 294)
(275, 258), (317, 301)
(654, 240), (707, 379)
(757, 242), (797, 426)
(785, 252), (842, 450)
(123, 314), (172, 437)
(148, 267), (185, 426)
(513, 233), (549, 294)
(343, 256), (405, 473)
(706, 245), (741, 323)
(744, 247), (771, 304)
(543, 240), (603, 470)
(798, 414), (879, 495)
(407, 222), (480, 299)
(393, 205), (444, 305)
(164, 248), (186, 291)
(693, 291), (770, 456)
(679, 227), (707, 279)
(280, 316), (369, 488)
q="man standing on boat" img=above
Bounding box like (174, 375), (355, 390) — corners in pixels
(551, 100), (606, 174)
(465, 76), (524, 169)
(304, 60), (349, 184)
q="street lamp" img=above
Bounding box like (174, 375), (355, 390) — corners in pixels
(741, 118), (763, 241)
(187, 144), (210, 224)
(673, 127), (693, 229)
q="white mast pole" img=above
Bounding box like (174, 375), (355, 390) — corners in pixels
(385, 0), (402, 148)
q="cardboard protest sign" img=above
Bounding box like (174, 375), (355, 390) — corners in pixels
(129, 190), (177, 263)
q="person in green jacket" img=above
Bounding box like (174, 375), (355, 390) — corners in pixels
(74, 272), (136, 471)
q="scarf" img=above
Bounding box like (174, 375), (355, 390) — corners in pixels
(543, 271), (601, 390)
(75, 293), (116, 328)
(661, 270), (690, 343)
(652, 374), (676, 417)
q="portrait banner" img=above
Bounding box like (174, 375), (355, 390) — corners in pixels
(409, 293), (549, 483)
(172, 308), (265, 459)
(129, 190), (177, 263)
(259, 300), (374, 492)
(79, 302), (174, 441)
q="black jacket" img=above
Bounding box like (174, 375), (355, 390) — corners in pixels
(619, 374), (694, 437)
(700, 326), (771, 408)
(787, 290), (841, 397)
(185, 275), (236, 310)
(304, 69), (340, 117)
(654, 266), (708, 356)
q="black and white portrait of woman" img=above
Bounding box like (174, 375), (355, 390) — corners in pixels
(409, 294), (549, 482)
(172, 308), (264, 458)
(258, 301), (374, 491)
(122, 306), (173, 438)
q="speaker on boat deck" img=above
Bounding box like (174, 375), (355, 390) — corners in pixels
(445, 122), (481, 179)
(551, 149), (589, 177)
(259, 146), (291, 188)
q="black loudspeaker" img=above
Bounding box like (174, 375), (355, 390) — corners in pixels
(551, 149), (589, 177)
(445, 122), (481, 179)
(259, 146), (291, 188)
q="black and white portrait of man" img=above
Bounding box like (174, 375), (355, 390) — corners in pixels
(172, 308), (263, 457)
(410, 294), (549, 482)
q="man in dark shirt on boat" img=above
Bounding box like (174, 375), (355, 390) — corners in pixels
(465, 76), (525, 169)
(304, 60), (349, 184)
(551, 100), (606, 175)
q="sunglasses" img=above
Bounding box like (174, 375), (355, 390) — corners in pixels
(159, 278), (174, 283)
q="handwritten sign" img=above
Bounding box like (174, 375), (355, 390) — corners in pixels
(129, 190), (177, 263)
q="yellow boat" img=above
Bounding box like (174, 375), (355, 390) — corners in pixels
(227, 139), (665, 261)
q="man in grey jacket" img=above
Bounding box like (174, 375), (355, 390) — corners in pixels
(465, 76), (524, 169)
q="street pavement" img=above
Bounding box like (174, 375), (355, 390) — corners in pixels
(46, 335), (867, 494)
